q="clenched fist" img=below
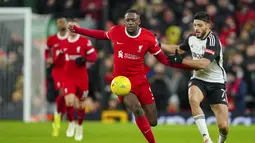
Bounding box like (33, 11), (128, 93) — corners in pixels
(67, 23), (75, 33)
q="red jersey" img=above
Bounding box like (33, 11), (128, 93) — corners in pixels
(46, 32), (68, 68)
(61, 35), (96, 81)
(106, 25), (161, 77)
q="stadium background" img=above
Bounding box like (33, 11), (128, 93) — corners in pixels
(0, 0), (254, 126)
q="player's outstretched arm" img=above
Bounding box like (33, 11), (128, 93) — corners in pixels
(182, 58), (211, 69)
(68, 24), (109, 40)
(168, 50), (211, 70)
(153, 51), (193, 70)
(161, 43), (186, 55)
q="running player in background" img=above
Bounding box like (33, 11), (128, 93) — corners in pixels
(162, 12), (229, 143)
(68, 9), (192, 143)
(45, 17), (69, 137)
(61, 19), (97, 141)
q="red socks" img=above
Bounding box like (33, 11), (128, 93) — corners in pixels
(66, 106), (74, 122)
(77, 109), (85, 125)
(56, 95), (65, 118)
(135, 115), (156, 143)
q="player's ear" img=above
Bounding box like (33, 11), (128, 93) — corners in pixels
(206, 22), (211, 29)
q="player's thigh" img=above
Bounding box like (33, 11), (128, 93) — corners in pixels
(206, 83), (228, 105)
(63, 81), (76, 107)
(188, 80), (206, 105)
(76, 80), (89, 101)
(209, 84), (229, 129)
(52, 69), (64, 91)
(211, 104), (229, 129)
(122, 92), (142, 113)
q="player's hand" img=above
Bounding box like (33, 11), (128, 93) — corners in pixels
(67, 23), (75, 33)
(75, 56), (87, 66)
(168, 49), (183, 64)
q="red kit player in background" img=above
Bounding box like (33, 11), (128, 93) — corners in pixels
(45, 17), (69, 137)
(61, 19), (97, 141)
(68, 9), (191, 142)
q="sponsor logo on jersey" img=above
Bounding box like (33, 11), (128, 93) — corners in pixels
(65, 54), (81, 61)
(205, 49), (215, 55)
(191, 52), (204, 59)
(118, 50), (140, 60)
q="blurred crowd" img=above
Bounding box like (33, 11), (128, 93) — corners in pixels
(0, 24), (24, 115)
(0, 0), (255, 116)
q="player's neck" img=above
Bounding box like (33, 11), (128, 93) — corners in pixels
(68, 34), (80, 43)
(59, 30), (67, 36)
(201, 30), (211, 39)
(126, 28), (139, 36)
(69, 35), (78, 39)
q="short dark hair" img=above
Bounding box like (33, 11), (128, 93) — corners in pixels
(68, 18), (80, 23)
(193, 11), (211, 23)
(125, 9), (139, 15)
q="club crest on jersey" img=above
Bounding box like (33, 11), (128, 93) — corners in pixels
(205, 49), (215, 55)
(137, 45), (143, 52)
(76, 46), (81, 53)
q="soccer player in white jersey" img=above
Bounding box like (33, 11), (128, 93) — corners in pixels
(161, 11), (229, 143)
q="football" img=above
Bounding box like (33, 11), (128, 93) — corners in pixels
(110, 76), (131, 96)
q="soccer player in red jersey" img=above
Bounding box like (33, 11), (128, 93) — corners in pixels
(61, 19), (97, 141)
(68, 9), (191, 143)
(45, 17), (69, 137)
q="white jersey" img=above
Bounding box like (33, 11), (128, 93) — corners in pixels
(180, 31), (227, 83)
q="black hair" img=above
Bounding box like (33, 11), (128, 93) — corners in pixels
(125, 9), (140, 15)
(193, 11), (211, 23)
(68, 18), (80, 23)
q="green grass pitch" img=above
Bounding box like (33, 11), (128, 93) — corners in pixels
(0, 121), (254, 143)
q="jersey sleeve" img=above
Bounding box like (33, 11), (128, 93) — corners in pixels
(45, 37), (52, 60)
(179, 35), (191, 51)
(203, 34), (221, 62)
(105, 26), (117, 40)
(85, 39), (95, 55)
(148, 35), (162, 55)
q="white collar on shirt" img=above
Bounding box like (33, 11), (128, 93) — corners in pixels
(57, 32), (69, 40)
(68, 35), (80, 43)
(125, 27), (142, 38)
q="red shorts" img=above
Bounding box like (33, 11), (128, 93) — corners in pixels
(117, 75), (154, 105)
(63, 77), (89, 101)
(52, 67), (66, 90)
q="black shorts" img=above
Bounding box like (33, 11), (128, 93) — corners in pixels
(188, 79), (228, 105)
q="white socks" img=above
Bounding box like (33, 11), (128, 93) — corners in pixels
(218, 132), (227, 143)
(194, 114), (211, 141)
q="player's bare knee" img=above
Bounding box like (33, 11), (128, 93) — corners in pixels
(218, 122), (229, 134)
(65, 98), (74, 107)
(65, 100), (74, 107)
(129, 103), (143, 117)
(76, 103), (85, 110)
(65, 95), (74, 107)
(133, 107), (144, 117)
(74, 103), (80, 109)
(149, 120), (157, 127)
